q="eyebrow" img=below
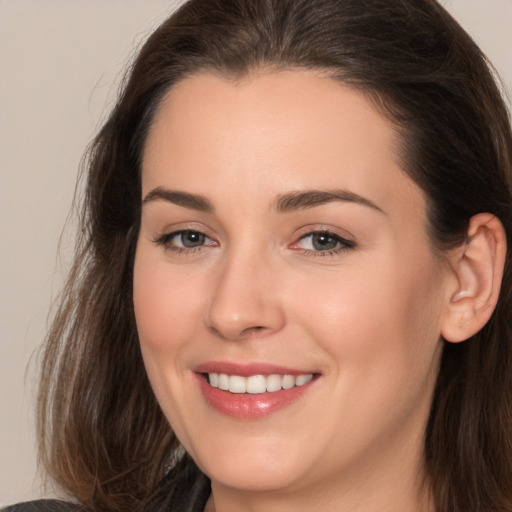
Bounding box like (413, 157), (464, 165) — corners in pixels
(275, 189), (385, 214)
(141, 187), (384, 215)
(142, 187), (214, 212)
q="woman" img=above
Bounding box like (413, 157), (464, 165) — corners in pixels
(6, 0), (512, 511)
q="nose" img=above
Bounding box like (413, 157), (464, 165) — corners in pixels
(205, 249), (286, 341)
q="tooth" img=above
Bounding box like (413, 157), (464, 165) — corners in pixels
(209, 372), (219, 388)
(209, 372), (314, 393)
(229, 375), (247, 393)
(296, 374), (313, 386)
(218, 373), (229, 391)
(266, 374), (282, 392)
(282, 375), (295, 390)
(247, 375), (266, 394)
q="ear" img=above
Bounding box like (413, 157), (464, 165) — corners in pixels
(441, 213), (507, 343)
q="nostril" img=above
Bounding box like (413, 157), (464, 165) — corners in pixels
(209, 324), (270, 341)
(241, 325), (267, 337)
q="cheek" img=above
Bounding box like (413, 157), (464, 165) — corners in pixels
(132, 244), (208, 438)
(290, 250), (444, 383)
(133, 246), (205, 355)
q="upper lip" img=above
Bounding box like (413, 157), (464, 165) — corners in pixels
(194, 361), (317, 377)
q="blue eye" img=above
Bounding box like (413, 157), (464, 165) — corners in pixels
(297, 231), (355, 254)
(174, 230), (206, 248)
(154, 230), (214, 252)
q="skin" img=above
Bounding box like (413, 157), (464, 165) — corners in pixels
(133, 70), (453, 512)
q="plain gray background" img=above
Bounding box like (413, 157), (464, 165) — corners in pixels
(1, 0), (511, 505)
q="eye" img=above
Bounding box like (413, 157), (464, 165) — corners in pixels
(293, 230), (355, 255)
(154, 229), (216, 253)
(173, 230), (207, 248)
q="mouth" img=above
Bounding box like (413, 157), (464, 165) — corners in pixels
(204, 372), (314, 394)
(194, 363), (320, 419)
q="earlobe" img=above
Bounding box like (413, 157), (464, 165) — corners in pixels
(441, 213), (507, 343)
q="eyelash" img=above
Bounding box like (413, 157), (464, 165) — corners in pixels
(152, 229), (356, 256)
(153, 230), (217, 254)
(293, 230), (356, 257)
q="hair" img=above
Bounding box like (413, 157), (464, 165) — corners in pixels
(38, 1), (512, 511)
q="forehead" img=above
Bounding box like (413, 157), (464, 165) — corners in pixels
(142, 70), (425, 222)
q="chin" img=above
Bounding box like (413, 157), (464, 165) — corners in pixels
(204, 461), (300, 493)
(190, 437), (307, 493)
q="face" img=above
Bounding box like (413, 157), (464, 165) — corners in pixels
(134, 70), (449, 504)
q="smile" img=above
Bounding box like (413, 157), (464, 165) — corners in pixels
(194, 364), (319, 418)
(206, 372), (314, 394)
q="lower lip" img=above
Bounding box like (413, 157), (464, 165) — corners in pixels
(196, 374), (316, 419)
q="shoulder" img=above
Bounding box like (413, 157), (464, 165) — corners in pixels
(1, 500), (83, 512)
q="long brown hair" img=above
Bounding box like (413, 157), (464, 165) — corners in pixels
(38, 1), (512, 511)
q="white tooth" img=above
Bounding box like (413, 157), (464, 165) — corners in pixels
(229, 375), (247, 393)
(296, 374), (313, 386)
(209, 372), (219, 388)
(212, 372), (311, 393)
(266, 374), (282, 392)
(247, 375), (267, 394)
(282, 375), (296, 390)
(218, 373), (229, 391)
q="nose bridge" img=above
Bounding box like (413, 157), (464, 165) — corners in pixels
(205, 239), (285, 341)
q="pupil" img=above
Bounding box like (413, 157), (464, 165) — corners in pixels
(181, 231), (204, 247)
(313, 233), (338, 251)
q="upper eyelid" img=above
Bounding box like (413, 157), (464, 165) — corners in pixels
(298, 229), (351, 240)
(158, 227), (353, 241)
(287, 226), (356, 254)
(294, 231), (355, 247)
(152, 229), (217, 254)
(150, 224), (356, 248)
(293, 224), (355, 241)
(156, 228), (214, 242)
(151, 222), (216, 238)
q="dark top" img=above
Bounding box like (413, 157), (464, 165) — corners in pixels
(1, 501), (81, 512)
(3, 456), (211, 512)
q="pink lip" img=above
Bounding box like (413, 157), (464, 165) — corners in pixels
(194, 361), (314, 377)
(193, 361), (319, 419)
